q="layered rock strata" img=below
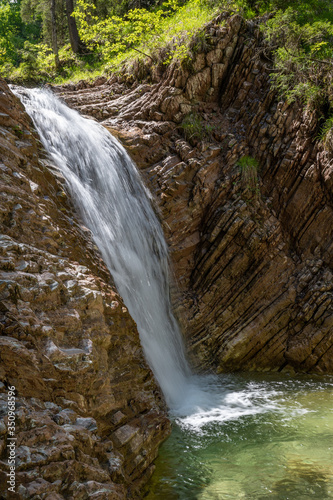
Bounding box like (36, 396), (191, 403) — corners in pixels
(59, 13), (333, 374)
(0, 79), (170, 499)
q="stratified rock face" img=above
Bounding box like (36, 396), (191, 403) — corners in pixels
(59, 13), (333, 375)
(0, 79), (170, 499)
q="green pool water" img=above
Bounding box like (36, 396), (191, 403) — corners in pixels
(144, 373), (333, 499)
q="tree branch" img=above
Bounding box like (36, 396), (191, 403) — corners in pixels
(132, 47), (154, 61)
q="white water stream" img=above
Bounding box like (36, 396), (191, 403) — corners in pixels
(14, 88), (308, 431)
(14, 87), (192, 409)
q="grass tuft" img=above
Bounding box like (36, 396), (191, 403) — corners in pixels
(180, 112), (214, 145)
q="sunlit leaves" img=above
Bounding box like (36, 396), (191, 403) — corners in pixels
(262, 8), (333, 106)
(72, 0), (211, 68)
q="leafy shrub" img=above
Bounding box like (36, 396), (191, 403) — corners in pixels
(72, 0), (214, 71)
(262, 8), (333, 108)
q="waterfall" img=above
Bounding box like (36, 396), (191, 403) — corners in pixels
(14, 87), (191, 408)
(14, 88), (292, 430)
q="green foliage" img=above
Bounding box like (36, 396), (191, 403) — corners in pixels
(20, 41), (50, 75)
(262, 8), (333, 108)
(237, 155), (260, 201)
(72, 0), (213, 71)
(201, 0), (255, 19)
(318, 115), (333, 149)
(202, 0), (333, 22)
(262, 0), (333, 24)
(0, 0), (43, 80)
(73, 0), (169, 59)
(0, 1), (21, 66)
(1, 0), (333, 98)
(6, 42), (101, 83)
(1, 0), (215, 82)
(0, 0), (41, 67)
(180, 112), (213, 144)
(237, 155), (258, 169)
(20, 0), (66, 48)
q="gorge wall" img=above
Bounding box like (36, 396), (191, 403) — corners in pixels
(59, 13), (333, 375)
(0, 79), (170, 499)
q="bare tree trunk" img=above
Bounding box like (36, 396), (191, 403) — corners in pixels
(65, 0), (85, 54)
(51, 0), (60, 69)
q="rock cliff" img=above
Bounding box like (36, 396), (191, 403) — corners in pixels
(59, 13), (333, 374)
(0, 79), (170, 499)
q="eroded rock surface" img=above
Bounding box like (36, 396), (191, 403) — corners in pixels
(58, 13), (333, 374)
(0, 79), (170, 499)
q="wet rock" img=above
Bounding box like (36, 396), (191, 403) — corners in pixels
(0, 78), (170, 499)
(112, 425), (139, 448)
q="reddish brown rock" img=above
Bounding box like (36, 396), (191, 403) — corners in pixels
(0, 79), (170, 499)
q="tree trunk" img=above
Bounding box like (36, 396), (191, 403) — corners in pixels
(65, 0), (84, 54)
(51, 0), (60, 69)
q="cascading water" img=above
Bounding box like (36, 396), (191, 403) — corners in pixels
(13, 86), (192, 409)
(13, 87), (319, 427)
(13, 87), (333, 499)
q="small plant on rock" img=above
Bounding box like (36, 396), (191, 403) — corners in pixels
(12, 125), (23, 137)
(237, 155), (260, 202)
(318, 115), (333, 151)
(180, 112), (213, 145)
(190, 30), (212, 54)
